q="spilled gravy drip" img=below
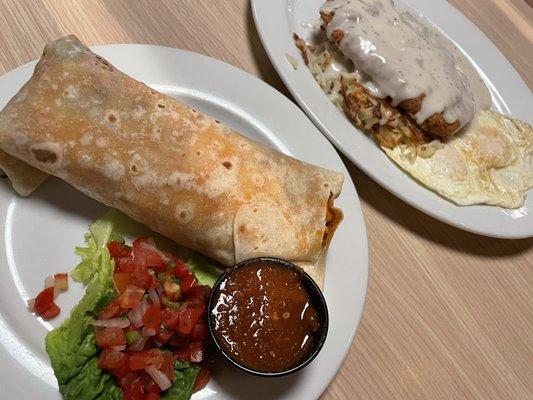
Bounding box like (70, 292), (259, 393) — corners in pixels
(320, 0), (491, 129)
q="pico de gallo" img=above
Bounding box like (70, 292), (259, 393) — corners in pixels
(90, 237), (212, 399)
(28, 272), (69, 320)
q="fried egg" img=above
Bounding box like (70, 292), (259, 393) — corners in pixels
(384, 110), (533, 208)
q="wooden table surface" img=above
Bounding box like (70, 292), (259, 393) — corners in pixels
(1, 1), (532, 399)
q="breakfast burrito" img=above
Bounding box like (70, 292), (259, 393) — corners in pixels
(0, 35), (343, 281)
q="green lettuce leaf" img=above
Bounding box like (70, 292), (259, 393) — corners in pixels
(161, 361), (200, 400)
(70, 218), (115, 284)
(46, 219), (118, 398)
(186, 254), (221, 288)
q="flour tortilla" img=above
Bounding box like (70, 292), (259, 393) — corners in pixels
(0, 149), (47, 195)
(0, 35), (343, 285)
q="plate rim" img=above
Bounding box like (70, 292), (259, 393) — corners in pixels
(251, 0), (533, 239)
(0, 43), (369, 400)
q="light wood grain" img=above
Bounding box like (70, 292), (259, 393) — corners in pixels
(0, 1), (531, 399)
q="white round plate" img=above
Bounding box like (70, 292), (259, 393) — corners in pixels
(0, 45), (368, 399)
(252, 0), (533, 239)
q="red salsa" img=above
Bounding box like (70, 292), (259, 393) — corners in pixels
(94, 238), (211, 399)
(210, 261), (320, 372)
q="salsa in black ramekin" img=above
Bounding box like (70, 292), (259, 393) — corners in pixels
(207, 257), (329, 377)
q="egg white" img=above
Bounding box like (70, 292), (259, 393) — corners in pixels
(384, 110), (533, 208)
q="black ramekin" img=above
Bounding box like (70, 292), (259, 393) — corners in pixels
(207, 257), (329, 377)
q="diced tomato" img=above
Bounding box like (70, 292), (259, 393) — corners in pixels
(192, 364), (210, 393)
(133, 248), (147, 270)
(187, 285), (210, 302)
(142, 305), (161, 329)
(133, 273), (153, 290)
(180, 273), (198, 294)
(174, 346), (191, 362)
(161, 351), (175, 381)
(98, 348), (127, 370)
(129, 352), (149, 371)
(133, 238), (168, 270)
(163, 251), (175, 263)
(154, 327), (173, 346)
(133, 237), (156, 248)
(190, 322), (208, 341)
(108, 241), (130, 260)
(109, 359), (130, 379)
(40, 303), (60, 320)
(145, 253), (166, 270)
(123, 377), (144, 400)
(139, 245), (167, 270)
(169, 335), (189, 348)
(190, 340), (204, 363)
(141, 370), (162, 394)
(95, 327), (127, 348)
(34, 286), (55, 315)
(114, 273), (131, 294)
(178, 308), (203, 335)
(161, 309), (180, 329)
(181, 286), (209, 313)
(146, 348), (164, 369)
(180, 299), (205, 314)
(131, 270), (153, 289)
(145, 393), (160, 400)
(119, 372), (138, 390)
(117, 256), (135, 273)
(99, 300), (122, 320)
(119, 285), (145, 309)
(128, 349), (163, 370)
(171, 260), (190, 279)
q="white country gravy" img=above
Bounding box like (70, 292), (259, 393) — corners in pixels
(320, 0), (491, 129)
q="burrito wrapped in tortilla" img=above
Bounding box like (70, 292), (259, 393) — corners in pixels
(0, 35), (343, 282)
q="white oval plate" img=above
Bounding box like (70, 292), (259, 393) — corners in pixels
(0, 45), (368, 399)
(252, 0), (533, 238)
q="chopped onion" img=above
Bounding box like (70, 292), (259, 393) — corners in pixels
(145, 365), (172, 391)
(149, 288), (160, 305)
(44, 275), (55, 289)
(27, 298), (35, 311)
(129, 299), (149, 328)
(142, 326), (156, 337)
(129, 336), (148, 351)
(91, 318), (130, 329)
(111, 345), (126, 351)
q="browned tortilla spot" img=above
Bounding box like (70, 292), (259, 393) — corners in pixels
(31, 148), (58, 164)
(129, 164), (139, 174)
